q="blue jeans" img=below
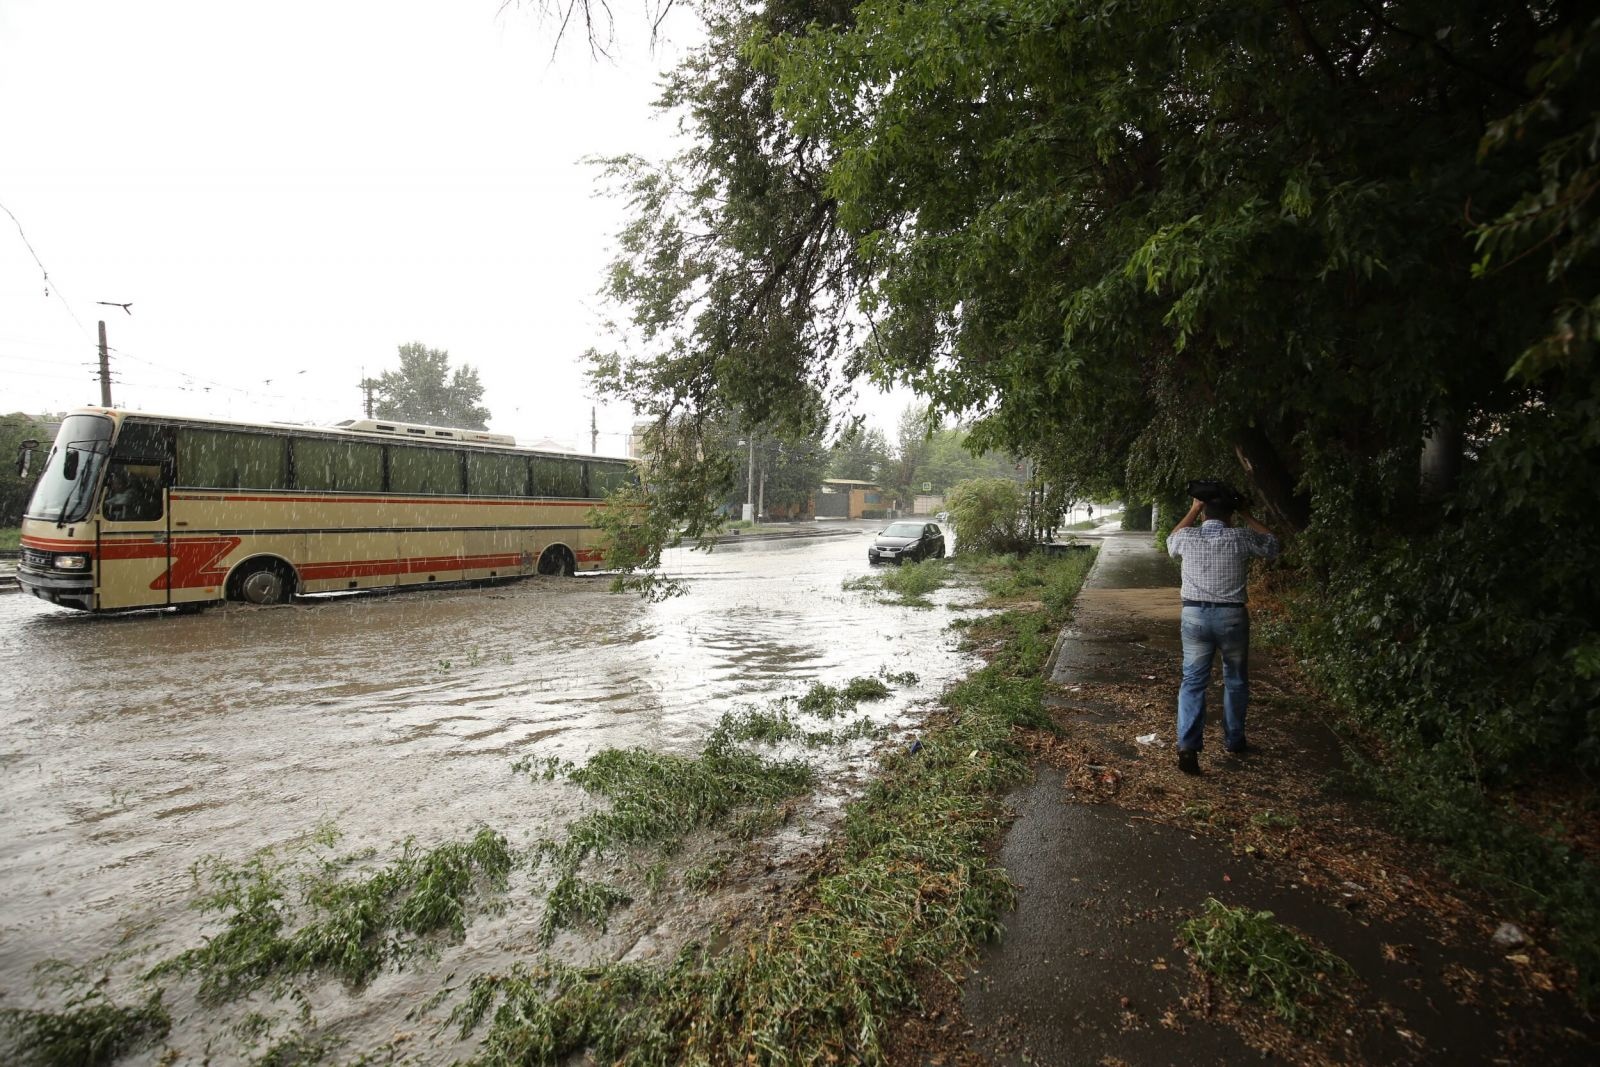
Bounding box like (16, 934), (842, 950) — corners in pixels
(1177, 603), (1250, 753)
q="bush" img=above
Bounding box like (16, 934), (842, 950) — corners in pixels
(946, 478), (1029, 555)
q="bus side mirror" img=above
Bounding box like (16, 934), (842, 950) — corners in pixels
(62, 448), (79, 480)
(15, 439), (38, 477)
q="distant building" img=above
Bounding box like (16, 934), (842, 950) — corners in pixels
(912, 494), (945, 516)
(816, 478), (888, 520)
(627, 420), (651, 460)
(524, 436), (578, 453)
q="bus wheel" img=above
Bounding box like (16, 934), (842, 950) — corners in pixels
(537, 546), (576, 577)
(232, 561), (294, 605)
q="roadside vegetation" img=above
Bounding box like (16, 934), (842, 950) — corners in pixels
(1179, 898), (1353, 1032)
(843, 557), (950, 607)
(451, 549), (1093, 1064)
(0, 526), (18, 551)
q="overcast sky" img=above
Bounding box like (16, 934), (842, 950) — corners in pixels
(0, 0), (909, 453)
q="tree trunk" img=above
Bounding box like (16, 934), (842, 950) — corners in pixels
(1419, 405), (1463, 503)
(1232, 425), (1310, 532)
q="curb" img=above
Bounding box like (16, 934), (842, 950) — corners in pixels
(1042, 538), (1115, 681)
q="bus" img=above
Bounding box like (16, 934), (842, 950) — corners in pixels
(15, 408), (636, 612)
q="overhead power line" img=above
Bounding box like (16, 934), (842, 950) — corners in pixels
(0, 197), (93, 342)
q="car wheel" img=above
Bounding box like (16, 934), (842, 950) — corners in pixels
(935, 544), (946, 559)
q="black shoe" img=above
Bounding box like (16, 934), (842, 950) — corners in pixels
(1225, 741), (1250, 755)
(1177, 750), (1200, 775)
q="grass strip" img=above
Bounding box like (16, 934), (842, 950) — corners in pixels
(1179, 897), (1353, 1031)
(454, 549), (1096, 1064)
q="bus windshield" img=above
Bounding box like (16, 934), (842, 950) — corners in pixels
(25, 414), (114, 525)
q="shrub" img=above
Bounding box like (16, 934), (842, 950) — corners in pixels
(945, 478), (1029, 554)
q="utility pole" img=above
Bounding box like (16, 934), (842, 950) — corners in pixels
(744, 435), (756, 523)
(591, 407), (598, 453)
(360, 373), (375, 417)
(97, 320), (112, 407)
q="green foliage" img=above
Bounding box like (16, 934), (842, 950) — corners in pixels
(1181, 898), (1352, 1030)
(828, 423), (894, 484)
(945, 478), (1027, 555)
(534, 738), (816, 942)
(366, 342), (490, 430)
(849, 556), (950, 606)
(1474, 14), (1600, 382)
(1293, 404), (1600, 779)
(152, 827), (513, 1001)
(0, 988), (170, 1067)
(1, 412), (51, 526)
(795, 673), (896, 718)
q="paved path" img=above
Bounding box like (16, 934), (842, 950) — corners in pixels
(959, 531), (1555, 1065)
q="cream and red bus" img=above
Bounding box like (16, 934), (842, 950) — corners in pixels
(15, 408), (635, 612)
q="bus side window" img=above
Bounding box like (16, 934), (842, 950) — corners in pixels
(103, 462), (164, 522)
(531, 457), (583, 498)
(177, 429), (288, 489)
(295, 438), (383, 492)
(466, 452), (528, 497)
(389, 445), (465, 495)
(588, 461), (634, 498)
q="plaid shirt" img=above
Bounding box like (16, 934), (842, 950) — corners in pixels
(1168, 520), (1279, 604)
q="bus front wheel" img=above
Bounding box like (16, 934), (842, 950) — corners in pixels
(231, 561), (295, 605)
(537, 546), (576, 577)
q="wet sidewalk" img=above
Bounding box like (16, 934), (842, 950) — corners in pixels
(958, 531), (1584, 1065)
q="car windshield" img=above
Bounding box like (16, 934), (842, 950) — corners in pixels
(24, 414), (113, 525)
(884, 522), (924, 537)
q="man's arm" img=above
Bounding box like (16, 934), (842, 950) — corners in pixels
(1168, 498), (1204, 557)
(1237, 507), (1280, 559)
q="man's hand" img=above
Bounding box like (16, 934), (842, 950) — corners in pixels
(1173, 497), (1205, 533)
(1238, 507), (1272, 535)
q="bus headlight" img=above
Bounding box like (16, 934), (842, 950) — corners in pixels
(54, 554), (91, 571)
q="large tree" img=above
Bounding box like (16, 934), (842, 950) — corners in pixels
(367, 343), (490, 429)
(588, 1), (1598, 778)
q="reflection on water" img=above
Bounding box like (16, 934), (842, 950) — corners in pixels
(0, 528), (977, 1057)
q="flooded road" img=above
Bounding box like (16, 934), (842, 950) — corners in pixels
(0, 525), (979, 1060)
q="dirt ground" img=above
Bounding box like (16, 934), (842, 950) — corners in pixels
(891, 532), (1598, 1067)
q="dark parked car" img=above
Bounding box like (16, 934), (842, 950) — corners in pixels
(868, 521), (946, 565)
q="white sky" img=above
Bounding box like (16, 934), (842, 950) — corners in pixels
(0, 0), (909, 454)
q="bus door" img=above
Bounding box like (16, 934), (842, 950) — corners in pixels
(96, 455), (173, 609)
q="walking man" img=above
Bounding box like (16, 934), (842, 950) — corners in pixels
(1167, 490), (1280, 774)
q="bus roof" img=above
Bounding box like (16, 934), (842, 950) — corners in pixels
(63, 407), (633, 462)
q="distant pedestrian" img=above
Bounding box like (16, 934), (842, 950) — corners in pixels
(1167, 489), (1279, 774)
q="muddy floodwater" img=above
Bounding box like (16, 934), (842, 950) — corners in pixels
(0, 525), (980, 1061)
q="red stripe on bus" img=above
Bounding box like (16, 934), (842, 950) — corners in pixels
(149, 538), (243, 590)
(20, 535), (88, 550)
(168, 493), (596, 507)
(298, 552), (527, 581)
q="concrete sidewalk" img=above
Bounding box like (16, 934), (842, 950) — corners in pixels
(958, 531), (1560, 1065)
